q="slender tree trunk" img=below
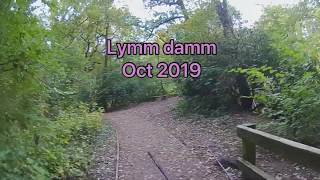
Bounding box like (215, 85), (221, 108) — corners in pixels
(177, 0), (189, 20)
(215, 0), (252, 110)
(105, 24), (109, 69)
(215, 0), (234, 37)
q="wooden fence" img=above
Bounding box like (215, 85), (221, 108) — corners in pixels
(237, 124), (320, 180)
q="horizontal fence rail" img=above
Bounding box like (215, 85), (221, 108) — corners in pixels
(237, 123), (320, 180)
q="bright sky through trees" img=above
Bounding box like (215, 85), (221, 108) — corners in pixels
(115, 0), (300, 26)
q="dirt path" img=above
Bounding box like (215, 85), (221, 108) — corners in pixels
(104, 97), (320, 180)
(106, 97), (227, 180)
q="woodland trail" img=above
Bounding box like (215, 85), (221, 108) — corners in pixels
(106, 97), (227, 180)
(104, 97), (320, 180)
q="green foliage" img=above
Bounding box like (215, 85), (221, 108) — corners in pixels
(0, 1), (105, 179)
(241, 65), (320, 144)
(168, 0), (278, 114)
(180, 66), (235, 115)
(1, 0), (169, 177)
(0, 105), (102, 179)
(97, 66), (164, 110)
(3, 0), (320, 178)
(236, 1), (320, 145)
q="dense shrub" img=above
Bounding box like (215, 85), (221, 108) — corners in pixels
(239, 66), (320, 145)
(0, 105), (102, 179)
(97, 69), (164, 111)
(177, 30), (277, 114)
(234, 1), (320, 145)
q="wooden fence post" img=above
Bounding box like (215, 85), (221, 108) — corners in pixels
(242, 124), (256, 165)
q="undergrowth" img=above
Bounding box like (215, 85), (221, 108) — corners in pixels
(0, 105), (102, 179)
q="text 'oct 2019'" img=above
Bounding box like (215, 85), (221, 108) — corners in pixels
(122, 62), (202, 78)
(106, 39), (217, 79)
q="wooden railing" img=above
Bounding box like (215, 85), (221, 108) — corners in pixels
(237, 124), (320, 180)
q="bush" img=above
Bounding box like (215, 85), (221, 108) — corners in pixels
(180, 66), (236, 115)
(264, 72), (320, 145)
(175, 27), (278, 115)
(0, 105), (102, 179)
(97, 70), (164, 111)
(237, 66), (320, 145)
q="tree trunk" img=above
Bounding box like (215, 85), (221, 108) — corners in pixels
(215, 0), (252, 110)
(215, 0), (234, 37)
(105, 24), (110, 69)
(177, 0), (189, 20)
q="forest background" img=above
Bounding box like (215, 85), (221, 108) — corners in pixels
(1, 0), (320, 179)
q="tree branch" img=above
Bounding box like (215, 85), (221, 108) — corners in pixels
(144, 16), (184, 41)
